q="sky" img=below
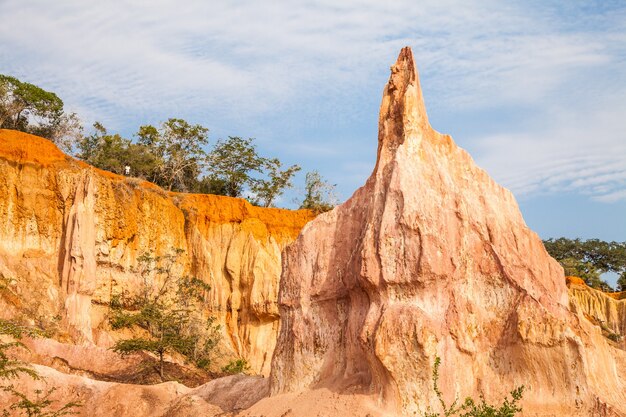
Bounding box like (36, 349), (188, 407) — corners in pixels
(1, 1), (625, 283)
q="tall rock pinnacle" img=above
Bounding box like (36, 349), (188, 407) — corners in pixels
(376, 46), (429, 171)
(270, 48), (626, 416)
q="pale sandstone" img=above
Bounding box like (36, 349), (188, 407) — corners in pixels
(0, 363), (273, 417)
(270, 47), (626, 416)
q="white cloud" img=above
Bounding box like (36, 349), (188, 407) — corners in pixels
(0, 0), (624, 202)
(473, 100), (626, 202)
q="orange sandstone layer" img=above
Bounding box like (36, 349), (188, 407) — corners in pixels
(0, 129), (314, 375)
(567, 276), (626, 349)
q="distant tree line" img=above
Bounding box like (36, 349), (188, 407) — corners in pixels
(543, 238), (626, 292)
(0, 73), (336, 211)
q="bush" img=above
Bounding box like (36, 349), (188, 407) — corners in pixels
(221, 359), (250, 375)
(0, 319), (82, 415)
(424, 357), (524, 417)
(607, 333), (622, 343)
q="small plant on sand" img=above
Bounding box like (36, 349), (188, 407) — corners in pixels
(221, 359), (250, 375)
(424, 356), (524, 417)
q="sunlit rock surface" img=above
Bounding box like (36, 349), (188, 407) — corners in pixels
(0, 129), (313, 376)
(270, 47), (626, 416)
(567, 276), (626, 349)
(1, 47), (626, 417)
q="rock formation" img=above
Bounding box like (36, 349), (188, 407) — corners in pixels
(0, 129), (314, 375)
(0, 366), (269, 416)
(567, 277), (626, 349)
(1, 47), (626, 417)
(270, 47), (626, 416)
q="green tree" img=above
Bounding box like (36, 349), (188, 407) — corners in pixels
(2, 386), (80, 417)
(424, 356), (524, 417)
(109, 251), (220, 380)
(204, 136), (263, 198)
(299, 170), (336, 213)
(251, 158), (301, 207)
(77, 122), (130, 174)
(136, 119), (209, 192)
(77, 122), (159, 179)
(0, 321), (40, 381)
(543, 238), (626, 291)
(0, 74), (82, 153)
(0, 320), (81, 416)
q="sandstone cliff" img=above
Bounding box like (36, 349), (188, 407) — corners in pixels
(270, 47), (626, 416)
(567, 276), (626, 349)
(0, 129), (314, 376)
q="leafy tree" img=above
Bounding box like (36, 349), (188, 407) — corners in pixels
(77, 122), (160, 179)
(204, 136), (264, 198)
(0, 74), (82, 153)
(136, 119), (209, 192)
(424, 356), (524, 417)
(0, 320), (81, 416)
(77, 123), (130, 174)
(0, 75), (63, 131)
(543, 238), (626, 291)
(109, 251), (220, 380)
(251, 158), (301, 207)
(299, 170), (336, 213)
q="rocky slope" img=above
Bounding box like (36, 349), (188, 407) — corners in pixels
(567, 276), (626, 349)
(269, 47), (626, 416)
(0, 129), (314, 376)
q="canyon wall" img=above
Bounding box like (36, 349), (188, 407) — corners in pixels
(567, 277), (626, 349)
(270, 47), (626, 416)
(0, 129), (313, 375)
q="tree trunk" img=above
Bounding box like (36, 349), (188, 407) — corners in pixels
(159, 352), (164, 380)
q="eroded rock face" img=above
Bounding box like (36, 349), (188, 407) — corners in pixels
(567, 277), (626, 349)
(0, 130), (313, 375)
(0, 364), (269, 417)
(271, 48), (626, 416)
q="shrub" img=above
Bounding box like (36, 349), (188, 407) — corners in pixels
(424, 356), (524, 417)
(0, 319), (82, 415)
(221, 359), (250, 375)
(109, 250), (221, 381)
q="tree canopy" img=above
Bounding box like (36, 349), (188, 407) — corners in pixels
(0, 74), (82, 153)
(203, 136), (262, 197)
(0, 319), (82, 416)
(251, 158), (301, 207)
(299, 170), (336, 213)
(136, 119), (209, 191)
(2, 73), (332, 208)
(543, 238), (626, 292)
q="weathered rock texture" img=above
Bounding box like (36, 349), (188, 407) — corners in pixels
(0, 364), (269, 417)
(271, 47), (626, 416)
(567, 276), (626, 349)
(0, 129), (313, 375)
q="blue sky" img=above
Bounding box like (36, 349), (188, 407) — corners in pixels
(1, 1), (625, 282)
